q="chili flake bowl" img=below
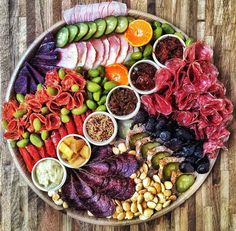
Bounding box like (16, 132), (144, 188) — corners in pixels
(152, 34), (186, 68)
(128, 60), (160, 95)
(106, 85), (141, 120)
(83, 112), (118, 146)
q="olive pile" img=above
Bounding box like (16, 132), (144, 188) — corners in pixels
(132, 109), (210, 174)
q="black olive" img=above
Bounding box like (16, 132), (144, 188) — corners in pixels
(179, 161), (195, 173)
(196, 156), (210, 174)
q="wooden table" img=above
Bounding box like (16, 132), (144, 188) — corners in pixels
(0, 0), (236, 230)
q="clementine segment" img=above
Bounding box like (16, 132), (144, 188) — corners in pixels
(124, 19), (153, 47)
(105, 64), (128, 85)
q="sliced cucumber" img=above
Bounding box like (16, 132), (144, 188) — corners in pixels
(115, 16), (129, 33)
(94, 19), (107, 38)
(67, 25), (79, 43)
(129, 132), (149, 149)
(74, 23), (88, 42)
(141, 142), (160, 158)
(83, 22), (97, 40)
(105, 16), (118, 35)
(56, 27), (69, 48)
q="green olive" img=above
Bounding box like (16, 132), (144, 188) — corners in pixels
(61, 107), (70, 115)
(88, 69), (100, 78)
(131, 51), (143, 60)
(151, 152), (170, 170)
(60, 114), (70, 123)
(143, 44), (153, 57)
(163, 162), (179, 180)
(76, 66), (83, 73)
(96, 65), (105, 77)
(71, 84), (79, 92)
(104, 81), (116, 91)
(16, 139), (29, 148)
(22, 132), (30, 139)
(46, 87), (58, 96)
(1, 119), (8, 129)
(58, 68), (65, 80)
(33, 118), (41, 132)
(37, 83), (43, 91)
(16, 93), (25, 103)
(41, 130), (49, 141)
(153, 21), (162, 28)
(30, 134), (43, 148)
(86, 99), (97, 110)
(13, 109), (27, 119)
(154, 27), (163, 39)
(176, 174), (196, 193)
(86, 81), (101, 92)
(124, 59), (136, 68)
(96, 105), (106, 112)
(41, 106), (49, 115)
(162, 23), (175, 34)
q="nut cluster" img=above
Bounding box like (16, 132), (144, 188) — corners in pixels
(112, 163), (177, 220)
(48, 189), (68, 209)
(112, 142), (136, 155)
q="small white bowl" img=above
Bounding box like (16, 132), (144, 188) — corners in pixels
(152, 34), (186, 68)
(56, 134), (91, 169)
(31, 157), (67, 192)
(106, 85), (141, 120)
(128, 60), (160, 95)
(83, 112), (118, 146)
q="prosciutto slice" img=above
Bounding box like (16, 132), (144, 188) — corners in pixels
(106, 35), (120, 65)
(91, 39), (105, 68)
(83, 42), (96, 70)
(116, 34), (129, 63)
(100, 37), (110, 66)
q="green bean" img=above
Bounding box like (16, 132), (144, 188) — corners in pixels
(98, 95), (107, 105)
(86, 99), (97, 110)
(185, 37), (194, 46)
(41, 130), (49, 141)
(131, 51), (143, 60)
(93, 91), (101, 102)
(76, 66), (83, 73)
(154, 27), (163, 39)
(10, 140), (17, 148)
(143, 44), (153, 57)
(41, 106), (49, 115)
(72, 104), (88, 115)
(174, 32), (185, 41)
(13, 109), (27, 119)
(61, 107), (70, 115)
(96, 105), (106, 112)
(86, 81), (101, 92)
(16, 93), (25, 103)
(60, 114), (70, 123)
(33, 118), (42, 132)
(30, 134), (43, 148)
(97, 65), (105, 77)
(104, 81), (117, 91)
(71, 84), (80, 92)
(37, 83), (43, 91)
(92, 77), (102, 84)
(17, 139), (29, 148)
(153, 21), (162, 28)
(88, 69), (99, 78)
(58, 68), (65, 80)
(46, 87), (58, 96)
(162, 23), (175, 34)
(1, 119), (8, 129)
(22, 131), (30, 139)
(124, 59), (136, 68)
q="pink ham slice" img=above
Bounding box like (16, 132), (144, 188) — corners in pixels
(76, 42), (87, 67)
(56, 44), (78, 69)
(101, 37), (110, 66)
(91, 39), (105, 68)
(83, 42), (96, 70)
(106, 35), (121, 66)
(116, 34), (129, 63)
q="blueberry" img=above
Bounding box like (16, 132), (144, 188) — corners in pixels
(145, 117), (156, 132)
(179, 161), (195, 173)
(196, 156), (210, 174)
(164, 138), (182, 151)
(182, 144), (196, 156)
(159, 131), (171, 142)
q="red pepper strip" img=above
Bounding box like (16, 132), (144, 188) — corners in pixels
(72, 115), (83, 135)
(65, 117), (77, 134)
(51, 130), (61, 148)
(25, 144), (41, 162)
(58, 124), (68, 138)
(44, 137), (56, 157)
(18, 147), (35, 172)
(37, 146), (48, 158)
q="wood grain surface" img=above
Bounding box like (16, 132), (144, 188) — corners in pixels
(0, 0), (235, 231)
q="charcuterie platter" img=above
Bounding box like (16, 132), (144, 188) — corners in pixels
(2, 2), (233, 226)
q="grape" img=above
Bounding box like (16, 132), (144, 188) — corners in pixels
(145, 117), (156, 132)
(159, 131), (171, 142)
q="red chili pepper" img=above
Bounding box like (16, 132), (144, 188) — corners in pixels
(44, 137), (56, 157)
(18, 147), (35, 172)
(72, 115), (83, 135)
(58, 124), (68, 138)
(25, 144), (41, 162)
(51, 130), (61, 148)
(65, 117), (77, 134)
(37, 146), (48, 158)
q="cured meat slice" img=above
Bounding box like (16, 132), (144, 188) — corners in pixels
(91, 39), (105, 68)
(124, 45), (134, 62)
(83, 42), (96, 70)
(2, 100), (18, 122)
(45, 113), (61, 130)
(56, 43), (78, 69)
(76, 42), (87, 67)
(116, 34), (129, 63)
(73, 92), (84, 108)
(100, 37), (110, 66)
(63, 8), (73, 24)
(106, 35), (120, 65)
(44, 137), (56, 157)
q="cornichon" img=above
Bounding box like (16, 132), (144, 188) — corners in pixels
(58, 68), (65, 80)
(16, 93), (25, 103)
(86, 99), (97, 110)
(56, 27), (69, 48)
(61, 107), (70, 115)
(33, 118), (41, 132)
(104, 81), (116, 91)
(13, 109), (27, 119)
(72, 104), (87, 115)
(30, 134), (43, 148)
(162, 23), (175, 34)
(153, 21), (162, 28)
(174, 31), (185, 41)
(17, 139), (29, 147)
(41, 130), (49, 141)
(61, 114), (70, 123)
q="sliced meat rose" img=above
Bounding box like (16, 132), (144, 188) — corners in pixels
(53, 92), (76, 110)
(25, 94), (42, 113)
(100, 37), (110, 66)
(116, 34), (129, 63)
(106, 35), (120, 65)
(28, 113), (47, 132)
(45, 69), (60, 86)
(76, 42), (87, 67)
(56, 43), (78, 69)
(91, 39), (105, 68)
(45, 113), (61, 131)
(83, 42), (96, 70)
(74, 91), (84, 108)
(2, 100), (18, 122)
